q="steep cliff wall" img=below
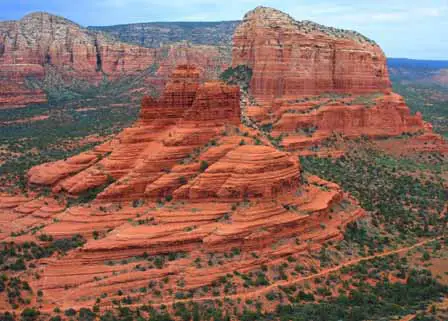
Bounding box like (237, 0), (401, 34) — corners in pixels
(234, 7), (444, 153)
(232, 7), (391, 103)
(0, 13), (232, 107)
(0, 64), (47, 107)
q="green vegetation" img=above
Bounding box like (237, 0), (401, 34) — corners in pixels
(0, 236), (85, 308)
(347, 92), (383, 107)
(392, 82), (448, 137)
(301, 147), (446, 245)
(1, 235), (86, 271)
(257, 269), (446, 321)
(220, 65), (253, 92)
(2, 253), (445, 321)
(0, 67), (160, 190)
(200, 160), (209, 172)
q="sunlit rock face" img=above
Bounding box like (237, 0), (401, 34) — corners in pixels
(232, 6), (391, 104)
(28, 65), (241, 201)
(0, 13), (232, 106)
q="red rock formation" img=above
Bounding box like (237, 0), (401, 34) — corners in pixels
(0, 63), (368, 311)
(0, 13), (231, 107)
(175, 145), (300, 200)
(0, 64), (47, 107)
(374, 131), (448, 155)
(9, 172), (362, 310)
(155, 42), (231, 81)
(0, 13), (154, 80)
(233, 6), (391, 104)
(28, 65), (241, 200)
(231, 7), (446, 152)
(255, 92), (431, 150)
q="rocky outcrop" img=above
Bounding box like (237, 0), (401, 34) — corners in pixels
(174, 145), (299, 200)
(233, 6), (391, 103)
(0, 12), (153, 80)
(7, 172), (362, 310)
(0, 13), (231, 107)
(249, 92), (431, 151)
(233, 7), (446, 153)
(5, 64), (368, 311)
(0, 64), (47, 107)
(28, 65), (241, 200)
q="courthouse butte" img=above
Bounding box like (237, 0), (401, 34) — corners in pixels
(0, 6), (445, 312)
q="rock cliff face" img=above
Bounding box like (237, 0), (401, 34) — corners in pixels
(233, 7), (391, 103)
(28, 65), (241, 200)
(235, 7), (444, 153)
(89, 21), (239, 47)
(15, 65), (364, 309)
(0, 64), (47, 107)
(0, 13), (231, 107)
(246, 92), (436, 151)
(0, 12), (153, 79)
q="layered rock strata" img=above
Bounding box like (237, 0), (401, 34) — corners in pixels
(232, 7), (445, 152)
(28, 65), (241, 200)
(246, 92), (435, 151)
(0, 13), (231, 107)
(0, 65), (367, 310)
(0, 64), (47, 107)
(232, 6), (391, 103)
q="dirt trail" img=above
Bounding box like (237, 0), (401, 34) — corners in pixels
(147, 237), (442, 306)
(31, 236), (440, 313)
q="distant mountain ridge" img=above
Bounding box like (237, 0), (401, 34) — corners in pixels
(388, 58), (448, 70)
(388, 58), (448, 85)
(87, 6), (378, 49)
(88, 21), (240, 47)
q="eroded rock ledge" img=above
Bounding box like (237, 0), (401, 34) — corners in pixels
(233, 6), (391, 103)
(10, 65), (365, 309)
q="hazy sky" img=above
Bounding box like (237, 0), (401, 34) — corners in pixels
(1, 0), (447, 59)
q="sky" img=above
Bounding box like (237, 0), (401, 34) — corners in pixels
(1, 0), (447, 60)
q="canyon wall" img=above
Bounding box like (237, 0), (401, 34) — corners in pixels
(232, 7), (391, 103)
(0, 64), (47, 107)
(234, 7), (443, 152)
(0, 12), (231, 107)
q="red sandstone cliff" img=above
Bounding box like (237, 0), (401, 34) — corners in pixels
(13, 66), (364, 309)
(233, 7), (391, 103)
(0, 64), (47, 107)
(0, 13), (231, 107)
(234, 7), (445, 153)
(28, 65), (241, 200)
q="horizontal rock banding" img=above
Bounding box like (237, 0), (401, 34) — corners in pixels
(0, 13), (232, 107)
(27, 65), (241, 201)
(232, 6), (391, 103)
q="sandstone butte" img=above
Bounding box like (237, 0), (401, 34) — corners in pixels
(0, 12), (230, 107)
(234, 7), (446, 154)
(0, 6), (446, 313)
(0, 65), (365, 311)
